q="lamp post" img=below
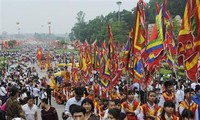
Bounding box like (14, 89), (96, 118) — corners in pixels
(116, 1), (122, 23)
(16, 22), (20, 34)
(48, 22), (51, 35)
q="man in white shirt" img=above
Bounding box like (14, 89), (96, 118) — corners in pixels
(33, 85), (40, 106)
(0, 83), (7, 104)
(64, 87), (84, 117)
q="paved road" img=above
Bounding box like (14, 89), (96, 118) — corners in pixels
(27, 62), (65, 120)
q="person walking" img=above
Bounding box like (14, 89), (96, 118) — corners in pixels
(33, 84), (40, 106)
(22, 96), (38, 120)
(41, 98), (58, 120)
(6, 86), (26, 120)
(46, 85), (52, 105)
(0, 82), (7, 104)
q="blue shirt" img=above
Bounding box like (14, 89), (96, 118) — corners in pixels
(193, 95), (200, 119)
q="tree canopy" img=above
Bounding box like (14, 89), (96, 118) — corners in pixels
(69, 0), (187, 46)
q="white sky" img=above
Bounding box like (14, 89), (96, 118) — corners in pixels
(0, 0), (149, 34)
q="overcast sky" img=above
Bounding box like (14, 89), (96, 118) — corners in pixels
(0, 0), (149, 34)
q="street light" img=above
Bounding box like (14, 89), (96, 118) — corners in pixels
(16, 22), (20, 34)
(116, 1), (122, 23)
(48, 22), (51, 35)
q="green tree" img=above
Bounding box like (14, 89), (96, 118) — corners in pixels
(70, 11), (87, 42)
(145, 0), (187, 24)
(8, 40), (14, 49)
(69, 0), (187, 46)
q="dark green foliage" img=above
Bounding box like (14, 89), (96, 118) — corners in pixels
(69, 0), (187, 46)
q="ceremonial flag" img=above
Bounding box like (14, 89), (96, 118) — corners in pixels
(100, 25), (115, 80)
(133, 1), (147, 56)
(133, 58), (143, 81)
(37, 47), (43, 61)
(185, 52), (199, 82)
(123, 28), (133, 70)
(145, 6), (164, 58)
(95, 51), (101, 71)
(194, 0), (200, 53)
(108, 24), (114, 59)
(101, 53), (111, 80)
(99, 79), (110, 88)
(177, 0), (199, 82)
(166, 51), (175, 69)
(177, 0), (194, 65)
(143, 5), (165, 72)
(146, 51), (164, 73)
(131, 0), (147, 82)
(79, 47), (83, 70)
(164, 29), (176, 55)
(107, 70), (122, 90)
(82, 54), (87, 72)
(71, 53), (75, 71)
(93, 42), (101, 71)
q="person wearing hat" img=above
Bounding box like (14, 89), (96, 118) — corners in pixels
(6, 86), (26, 120)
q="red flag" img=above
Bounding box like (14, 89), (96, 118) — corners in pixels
(194, 0), (200, 53)
(37, 47), (43, 60)
(108, 24), (114, 59)
(177, 0), (194, 65)
(177, 0), (199, 82)
(185, 52), (199, 82)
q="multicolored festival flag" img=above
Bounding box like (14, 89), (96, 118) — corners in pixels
(123, 28), (133, 70)
(143, 5), (165, 72)
(133, 58), (144, 81)
(145, 6), (164, 58)
(177, 0), (199, 82)
(133, 1), (147, 56)
(108, 24), (114, 59)
(130, 0), (147, 82)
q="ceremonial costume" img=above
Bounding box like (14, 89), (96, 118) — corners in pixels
(93, 83), (100, 97)
(110, 92), (121, 100)
(178, 100), (199, 119)
(138, 103), (161, 120)
(158, 92), (177, 109)
(157, 114), (179, 120)
(122, 100), (140, 120)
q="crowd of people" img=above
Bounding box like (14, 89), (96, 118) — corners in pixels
(0, 48), (200, 120)
(59, 79), (200, 120)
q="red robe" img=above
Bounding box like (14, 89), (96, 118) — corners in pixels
(178, 100), (198, 118)
(158, 114), (179, 120)
(163, 92), (176, 102)
(122, 101), (140, 120)
(140, 103), (161, 119)
(93, 84), (100, 96)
